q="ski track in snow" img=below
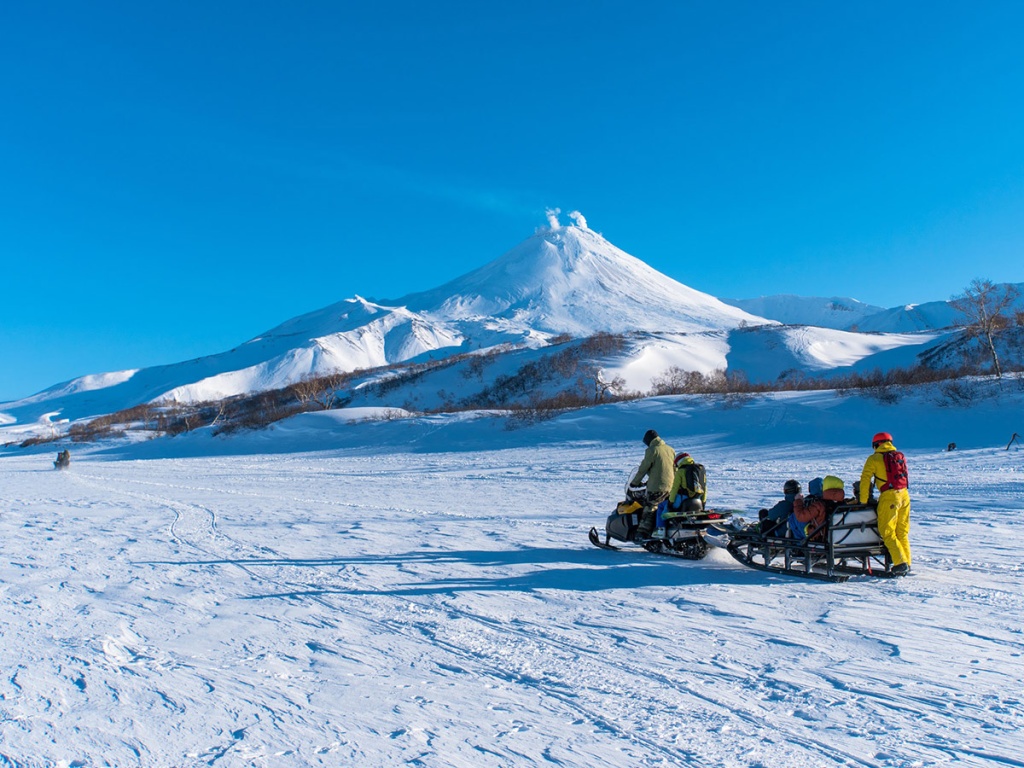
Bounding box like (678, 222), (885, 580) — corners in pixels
(1, 444), (1022, 767)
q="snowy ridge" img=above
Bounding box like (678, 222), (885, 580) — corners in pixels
(161, 300), (466, 404)
(852, 299), (961, 333)
(727, 281), (1024, 332)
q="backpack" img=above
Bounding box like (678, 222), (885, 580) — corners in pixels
(881, 450), (909, 491)
(684, 463), (706, 497)
(793, 493), (837, 542)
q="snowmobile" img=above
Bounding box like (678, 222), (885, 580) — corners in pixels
(718, 501), (894, 582)
(53, 450), (71, 470)
(588, 482), (733, 560)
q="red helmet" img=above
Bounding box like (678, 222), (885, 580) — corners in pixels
(872, 432), (892, 445)
(674, 452), (690, 467)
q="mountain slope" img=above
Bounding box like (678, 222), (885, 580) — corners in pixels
(164, 225), (772, 404)
(853, 300), (961, 332)
(724, 326), (948, 383)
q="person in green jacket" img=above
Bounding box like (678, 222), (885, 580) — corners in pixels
(630, 429), (675, 541)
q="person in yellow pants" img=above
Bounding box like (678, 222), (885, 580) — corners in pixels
(859, 431), (912, 576)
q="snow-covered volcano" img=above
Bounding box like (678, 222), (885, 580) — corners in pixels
(384, 223), (763, 335)
(0, 221), (775, 428)
(0, 217), (960, 438)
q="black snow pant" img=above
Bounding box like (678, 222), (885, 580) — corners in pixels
(635, 491), (669, 540)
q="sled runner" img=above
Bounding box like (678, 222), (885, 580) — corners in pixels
(722, 502), (893, 582)
(589, 495), (734, 560)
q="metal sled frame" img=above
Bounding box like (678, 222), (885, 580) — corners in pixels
(726, 503), (892, 582)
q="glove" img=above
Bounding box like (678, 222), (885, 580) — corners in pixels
(626, 484), (646, 502)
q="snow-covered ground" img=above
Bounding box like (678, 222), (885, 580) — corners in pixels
(2, 387), (1022, 766)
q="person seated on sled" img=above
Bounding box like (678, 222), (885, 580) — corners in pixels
(666, 452), (707, 514)
(629, 429), (675, 541)
(791, 475), (844, 541)
(821, 475), (845, 504)
(786, 477), (818, 540)
(54, 449), (71, 470)
(758, 479), (800, 535)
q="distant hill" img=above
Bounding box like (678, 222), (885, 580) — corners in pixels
(851, 300), (961, 333)
(724, 283), (1024, 333)
(722, 295), (886, 330)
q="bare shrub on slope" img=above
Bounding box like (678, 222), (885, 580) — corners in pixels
(950, 279), (1021, 379)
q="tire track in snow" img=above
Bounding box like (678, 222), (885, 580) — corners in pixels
(316, 569), (1020, 768)
(60, 467), (418, 764)
(68, 470), (239, 559)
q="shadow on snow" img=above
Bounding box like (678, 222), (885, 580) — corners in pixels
(140, 545), (810, 598)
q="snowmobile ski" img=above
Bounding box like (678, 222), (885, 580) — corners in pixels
(588, 526), (622, 551)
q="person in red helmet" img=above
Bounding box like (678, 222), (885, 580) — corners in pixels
(859, 432), (912, 575)
(668, 452), (707, 513)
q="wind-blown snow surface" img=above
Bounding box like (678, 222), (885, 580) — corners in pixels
(2, 389), (1022, 766)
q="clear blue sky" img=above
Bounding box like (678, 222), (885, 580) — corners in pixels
(2, 1), (1023, 401)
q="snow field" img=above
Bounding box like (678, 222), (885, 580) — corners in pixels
(0, 442), (1021, 767)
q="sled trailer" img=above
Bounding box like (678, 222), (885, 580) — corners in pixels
(725, 503), (893, 582)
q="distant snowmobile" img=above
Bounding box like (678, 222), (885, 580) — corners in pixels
(588, 482), (734, 560)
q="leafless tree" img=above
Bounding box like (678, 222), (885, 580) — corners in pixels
(593, 369), (626, 402)
(290, 371), (349, 410)
(313, 371), (349, 410)
(290, 376), (322, 406)
(950, 279), (1020, 379)
(210, 400), (228, 427)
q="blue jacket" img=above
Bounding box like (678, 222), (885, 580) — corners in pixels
(766, 493), (797, 522)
